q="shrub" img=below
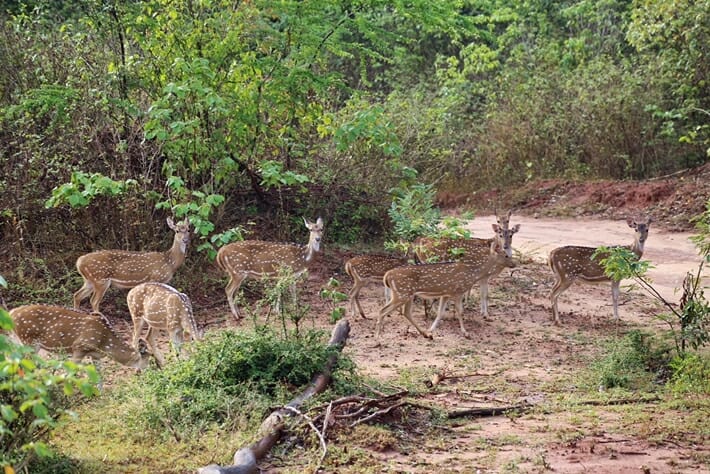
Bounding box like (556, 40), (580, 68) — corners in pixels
(591, 330), (672, 390)
(121, 326), (357, 440)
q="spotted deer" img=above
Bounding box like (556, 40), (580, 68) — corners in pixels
(127, 282), (202, 367)
(413, 220), (520, 317)
(548, 217), (652, 324)
(9, 304), (151, 371)
(215, 217), (324, 319)
(412, 209), (513, 264)
(73, 217), (192, 312)
(377, 241), (516, 339)
(344, 254), (408, 319)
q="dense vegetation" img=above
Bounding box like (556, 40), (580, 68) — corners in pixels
(0, 0), (708, 284)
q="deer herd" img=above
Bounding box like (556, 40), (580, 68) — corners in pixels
(7, 211), (653, 379)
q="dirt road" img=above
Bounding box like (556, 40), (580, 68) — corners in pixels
(341, 214), (709, 473)
(466, 214), (706, 303)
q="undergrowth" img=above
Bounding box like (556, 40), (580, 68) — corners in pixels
(117, 326), (360, 441)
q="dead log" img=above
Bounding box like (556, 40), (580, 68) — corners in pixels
(447, 403), (532, 419)
(197, 318), (351, 474)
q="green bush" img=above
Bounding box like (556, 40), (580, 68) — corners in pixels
(121, 326), (357, 440)
(668, 353), (710, 396)
(590, 330), (672, 391)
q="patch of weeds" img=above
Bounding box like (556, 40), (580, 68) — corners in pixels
(586, 330), (672, 391)
(322, 444), (382, 472)
(24, 451), (80, 474)
(667, 352), (710, 397)
(348, 424), (400, 451)
(555, 428), (585, 445)
(390, 367), (431, 394)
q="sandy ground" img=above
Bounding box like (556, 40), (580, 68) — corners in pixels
(334, 215), (709, 473)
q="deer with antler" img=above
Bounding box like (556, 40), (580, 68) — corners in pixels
(73, 217), (191, 312)
(215, 217), (324, 319)
(127, 282), (202, 367)
(377, 239), (516, 339)
(548, 217), (652, 324)
(9, 304), (152, 372)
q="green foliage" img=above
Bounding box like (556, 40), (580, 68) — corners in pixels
(121, 326), (356, 440)
(387, 168), (441, 242)
(0, 324), (99, 470)
(319, 278), (348, 324)
(590, 330), (671, 390)
(258, 160), (310, 190)
(593, 246), (653, 282)
(668, 353), (710, 396)
(45, 172), (137, 208)
(596, 202), (710, 359)
(333, 105), (402, 157)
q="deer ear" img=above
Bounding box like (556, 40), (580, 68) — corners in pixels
(316, 217), (324, 227)
(492, 223), (500, 232)
(167, 217), (176, 230)
(511, 224), (521, 234)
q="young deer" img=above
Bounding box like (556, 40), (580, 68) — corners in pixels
(548, 217), (652, 324)
(73, 217), (191, 312)
(215, 217), (324, 319)
(377, 241), (516, 339)
(344, 254), (408, 319)
(9, 304), (151, 371)
(413, 221), (520, 317)
(127, 282), (202, 368)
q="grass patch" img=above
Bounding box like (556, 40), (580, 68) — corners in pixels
(47, 326), (359, 472)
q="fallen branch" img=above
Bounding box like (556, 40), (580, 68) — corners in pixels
(575, 396), (661, 406)
(198, 319), (351, 474)
(349, 401), (407, 428)
(427, 369), (502, 387)
(447, 403), (532, 419)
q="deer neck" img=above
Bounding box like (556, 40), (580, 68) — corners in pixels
(166, 234), (188, 269)
(303, 239), (321, 264)
(631, 237), (645, 258)
(468, 254), (507, 281)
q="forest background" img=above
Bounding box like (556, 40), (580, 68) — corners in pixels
(0, 0), (708, 291)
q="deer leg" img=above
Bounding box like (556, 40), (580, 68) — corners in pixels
(225, 274), (246, 320)
(453, 296), (469, 338)
(401, 299), (433, 339)
(611, 280), (621, 321)
(480, 280), (489, 317)
(348, 280), (367, 319)
(73, 280), (94, 309)
(132, 316), (146, 351)
(89, 280), (111, 313)
(550, 276), (574, 325)
(146, 327), (165, 368)
(429, 297), (449, 332)
(376, 296), (406, 338)
(169, 325), (184, 357)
